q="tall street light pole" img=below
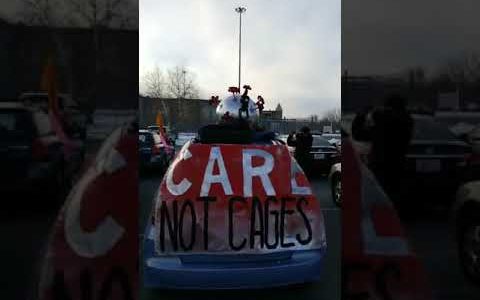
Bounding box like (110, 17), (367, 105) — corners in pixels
(235, 6), (246, 90)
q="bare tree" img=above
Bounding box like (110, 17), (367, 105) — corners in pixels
(439, 52), (480, 84)
(19, 0), (137, 107)
(142, 66), (165, 98)
(65, 0), (136, 29)
(20, 0), (64, 27)
(20, 0), (135, 29)
(166, 66), (199, 99)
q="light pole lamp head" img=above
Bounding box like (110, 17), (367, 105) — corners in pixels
(235, 7), (246, 13)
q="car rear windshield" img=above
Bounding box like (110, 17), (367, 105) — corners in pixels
(139, 132), (153, 146)
(0, 109), (34, 138)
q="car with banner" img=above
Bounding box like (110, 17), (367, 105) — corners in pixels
(36, 121), (138, 300)
(143, 139), (328, 289)
(0, 102), (84, 202)
(453, 180), (480, 285)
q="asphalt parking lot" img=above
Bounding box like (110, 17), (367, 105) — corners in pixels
(139, 172), (341, 300)
(403, 208), (480, 299)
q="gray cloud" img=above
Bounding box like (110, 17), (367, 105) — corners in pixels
(140, 0), (340, 118)
(343, 0), (480, 76)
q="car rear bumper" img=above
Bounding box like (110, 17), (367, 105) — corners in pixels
(142, 229), (326, 289)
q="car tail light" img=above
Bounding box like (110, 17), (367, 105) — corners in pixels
(32, 138), (49, 161)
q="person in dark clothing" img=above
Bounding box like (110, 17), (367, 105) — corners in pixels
(351, 106), (373, 142)
(368, 94), (413, 208)
(287, 126), (313, 175)
(287, 131), (296, 146)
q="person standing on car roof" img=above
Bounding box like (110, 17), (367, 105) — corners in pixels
(287, 126), (313, 176)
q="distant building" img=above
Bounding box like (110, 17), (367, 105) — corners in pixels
(139, 96), (216, 131)
(261, 103), (283, 120)
(343, 70), (480, 113)
(0, 19), (137, 109)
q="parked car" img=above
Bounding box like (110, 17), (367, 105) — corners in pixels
(453, 180), (480, 284)
(139, 129), (173, 171)
(310, 134), (341, 175)
(345, 113), (472, 207)
(19, 92), (88, 139)
(401, 115), (472, 206)
(0, 102), (84, 203)
(329, 163), (341, 207)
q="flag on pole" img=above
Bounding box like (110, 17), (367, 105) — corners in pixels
(41, 54), (74, 158)
(155, 111), (164, 129)
(155, 111), (173, 155)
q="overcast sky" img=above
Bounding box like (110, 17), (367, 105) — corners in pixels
(343, 0), (480, 77)
(140, 0), (340, 118)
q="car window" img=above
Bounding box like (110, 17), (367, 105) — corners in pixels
(139, 132), (153, 146)
(0, 113), (16, 130)
(0, 110), (32, 130)
(413, 117), (458, 141)
(0, 109), (35, 139)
